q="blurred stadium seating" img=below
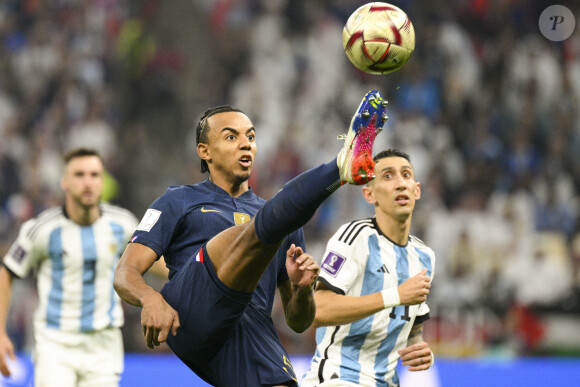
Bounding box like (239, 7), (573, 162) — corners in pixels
(1, 0), (579, 373)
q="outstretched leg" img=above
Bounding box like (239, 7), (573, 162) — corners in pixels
(207, 90), (389, 291)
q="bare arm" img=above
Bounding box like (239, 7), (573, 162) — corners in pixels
(0, 266), (16, 377)
(114, 243), (180, 349)
(278, 245), (319, 333)
(407, 321), (426, 346)
(147, 256), (169, 280)
(313, 269), (431, 327)
(398, 321), (434, 371)
(114, 243), (160, 306)
(313, 282), (384, 327)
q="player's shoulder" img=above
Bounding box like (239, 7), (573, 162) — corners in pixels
(154, 183), (200, 208)
(21, 206), (65, 239)
(332, 217), (376, 246)
(100, 203), (138, 223)
(164, 183), (198, 196)
(252, 192), (267, 205)
(32, 206), (64, 222)
(409, 234), (435, 255)
(165, 180), (224, 200)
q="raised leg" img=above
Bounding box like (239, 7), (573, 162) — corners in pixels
(208, 90), (389, 292)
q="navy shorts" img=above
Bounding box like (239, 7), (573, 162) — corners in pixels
(161, 245), (298, 387)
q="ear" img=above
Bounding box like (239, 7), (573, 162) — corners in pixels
(197, 143), (210, 163)
(362, 185), (377, 205)
(415, 181), (421, 200)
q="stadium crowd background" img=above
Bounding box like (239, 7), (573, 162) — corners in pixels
(1, 0), (579, 360)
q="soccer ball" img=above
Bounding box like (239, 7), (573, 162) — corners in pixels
(342, 2), (415, 74)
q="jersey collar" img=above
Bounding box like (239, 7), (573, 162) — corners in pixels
(62, 204), (102, 224)
(371, 217), (409, 247)
(202, 178), (255, 199)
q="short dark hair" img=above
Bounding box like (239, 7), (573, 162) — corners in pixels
(195, 105), (244, 173)
(63, 148), (103, 165)
(373, 148), (411, 163)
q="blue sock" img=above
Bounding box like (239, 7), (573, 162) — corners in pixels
(254, 158), (341, 243)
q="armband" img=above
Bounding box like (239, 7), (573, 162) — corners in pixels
(380, 287), (400, 309)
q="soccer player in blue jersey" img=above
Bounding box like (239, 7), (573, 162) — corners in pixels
(113, 90), (389, 387)
(301, 149), (435, 387)
(0, 148), (139, 386)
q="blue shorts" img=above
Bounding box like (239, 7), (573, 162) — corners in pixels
(161, 245), (298, 387)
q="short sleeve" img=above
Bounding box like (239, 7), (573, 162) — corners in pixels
(130, 188), (184, 257)
(416, 302), (430, 318)
(318, 224), (368, 294)
(2, 220), (38, 278)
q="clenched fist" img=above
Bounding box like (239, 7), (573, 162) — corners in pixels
(398, 268), (430, 305)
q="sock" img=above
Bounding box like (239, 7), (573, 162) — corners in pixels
(254, 158), (341, 243)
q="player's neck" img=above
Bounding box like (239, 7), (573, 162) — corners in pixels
(375, 212), (411, 245)
(65, 200), (101, 225)
(209, 175), (249, 197)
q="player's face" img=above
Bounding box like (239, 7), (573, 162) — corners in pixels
(201, 111), (257, 183)
(61, 156), (104, 209)
(364, 156), (420, 221)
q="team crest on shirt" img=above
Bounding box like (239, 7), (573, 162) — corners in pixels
(234, 212), (251, 225)
(321, 251), (346, 277)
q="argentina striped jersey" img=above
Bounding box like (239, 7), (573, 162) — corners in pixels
(2, 204), (138, 334)
(301, 218), (436, 387)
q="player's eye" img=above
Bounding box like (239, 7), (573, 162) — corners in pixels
(248, 134), (255, 141)
(226, 134), (235, 140)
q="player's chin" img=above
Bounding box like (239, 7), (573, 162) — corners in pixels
(79, 196), (99, 207)
(235, 170), (252, 183)
(393, 207), (412, 217)
(398, 202), (416, 213)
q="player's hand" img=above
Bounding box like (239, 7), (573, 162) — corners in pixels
(286, 244), (320, 290)
(398, 341), (433, 371)
(140, 292), (181, 349)
(398, 268), (430, 305)
(0, 333), (16, 377)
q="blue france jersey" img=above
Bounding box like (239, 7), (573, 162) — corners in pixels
(302, 218), (436, 387)
(2, 204), (138, 334)
(131, 179), (305, 312)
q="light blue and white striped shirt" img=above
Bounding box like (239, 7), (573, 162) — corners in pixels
(3, 204), (138, 334)
(302, 218), (435, 387)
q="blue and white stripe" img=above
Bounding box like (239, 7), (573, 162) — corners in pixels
(2, 204), (138, 334)
(302, 218), (436, 387)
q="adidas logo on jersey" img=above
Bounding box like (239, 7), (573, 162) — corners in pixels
(377, 264), (389, 273)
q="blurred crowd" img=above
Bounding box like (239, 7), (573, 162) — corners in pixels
(1, 0), (580, 357)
